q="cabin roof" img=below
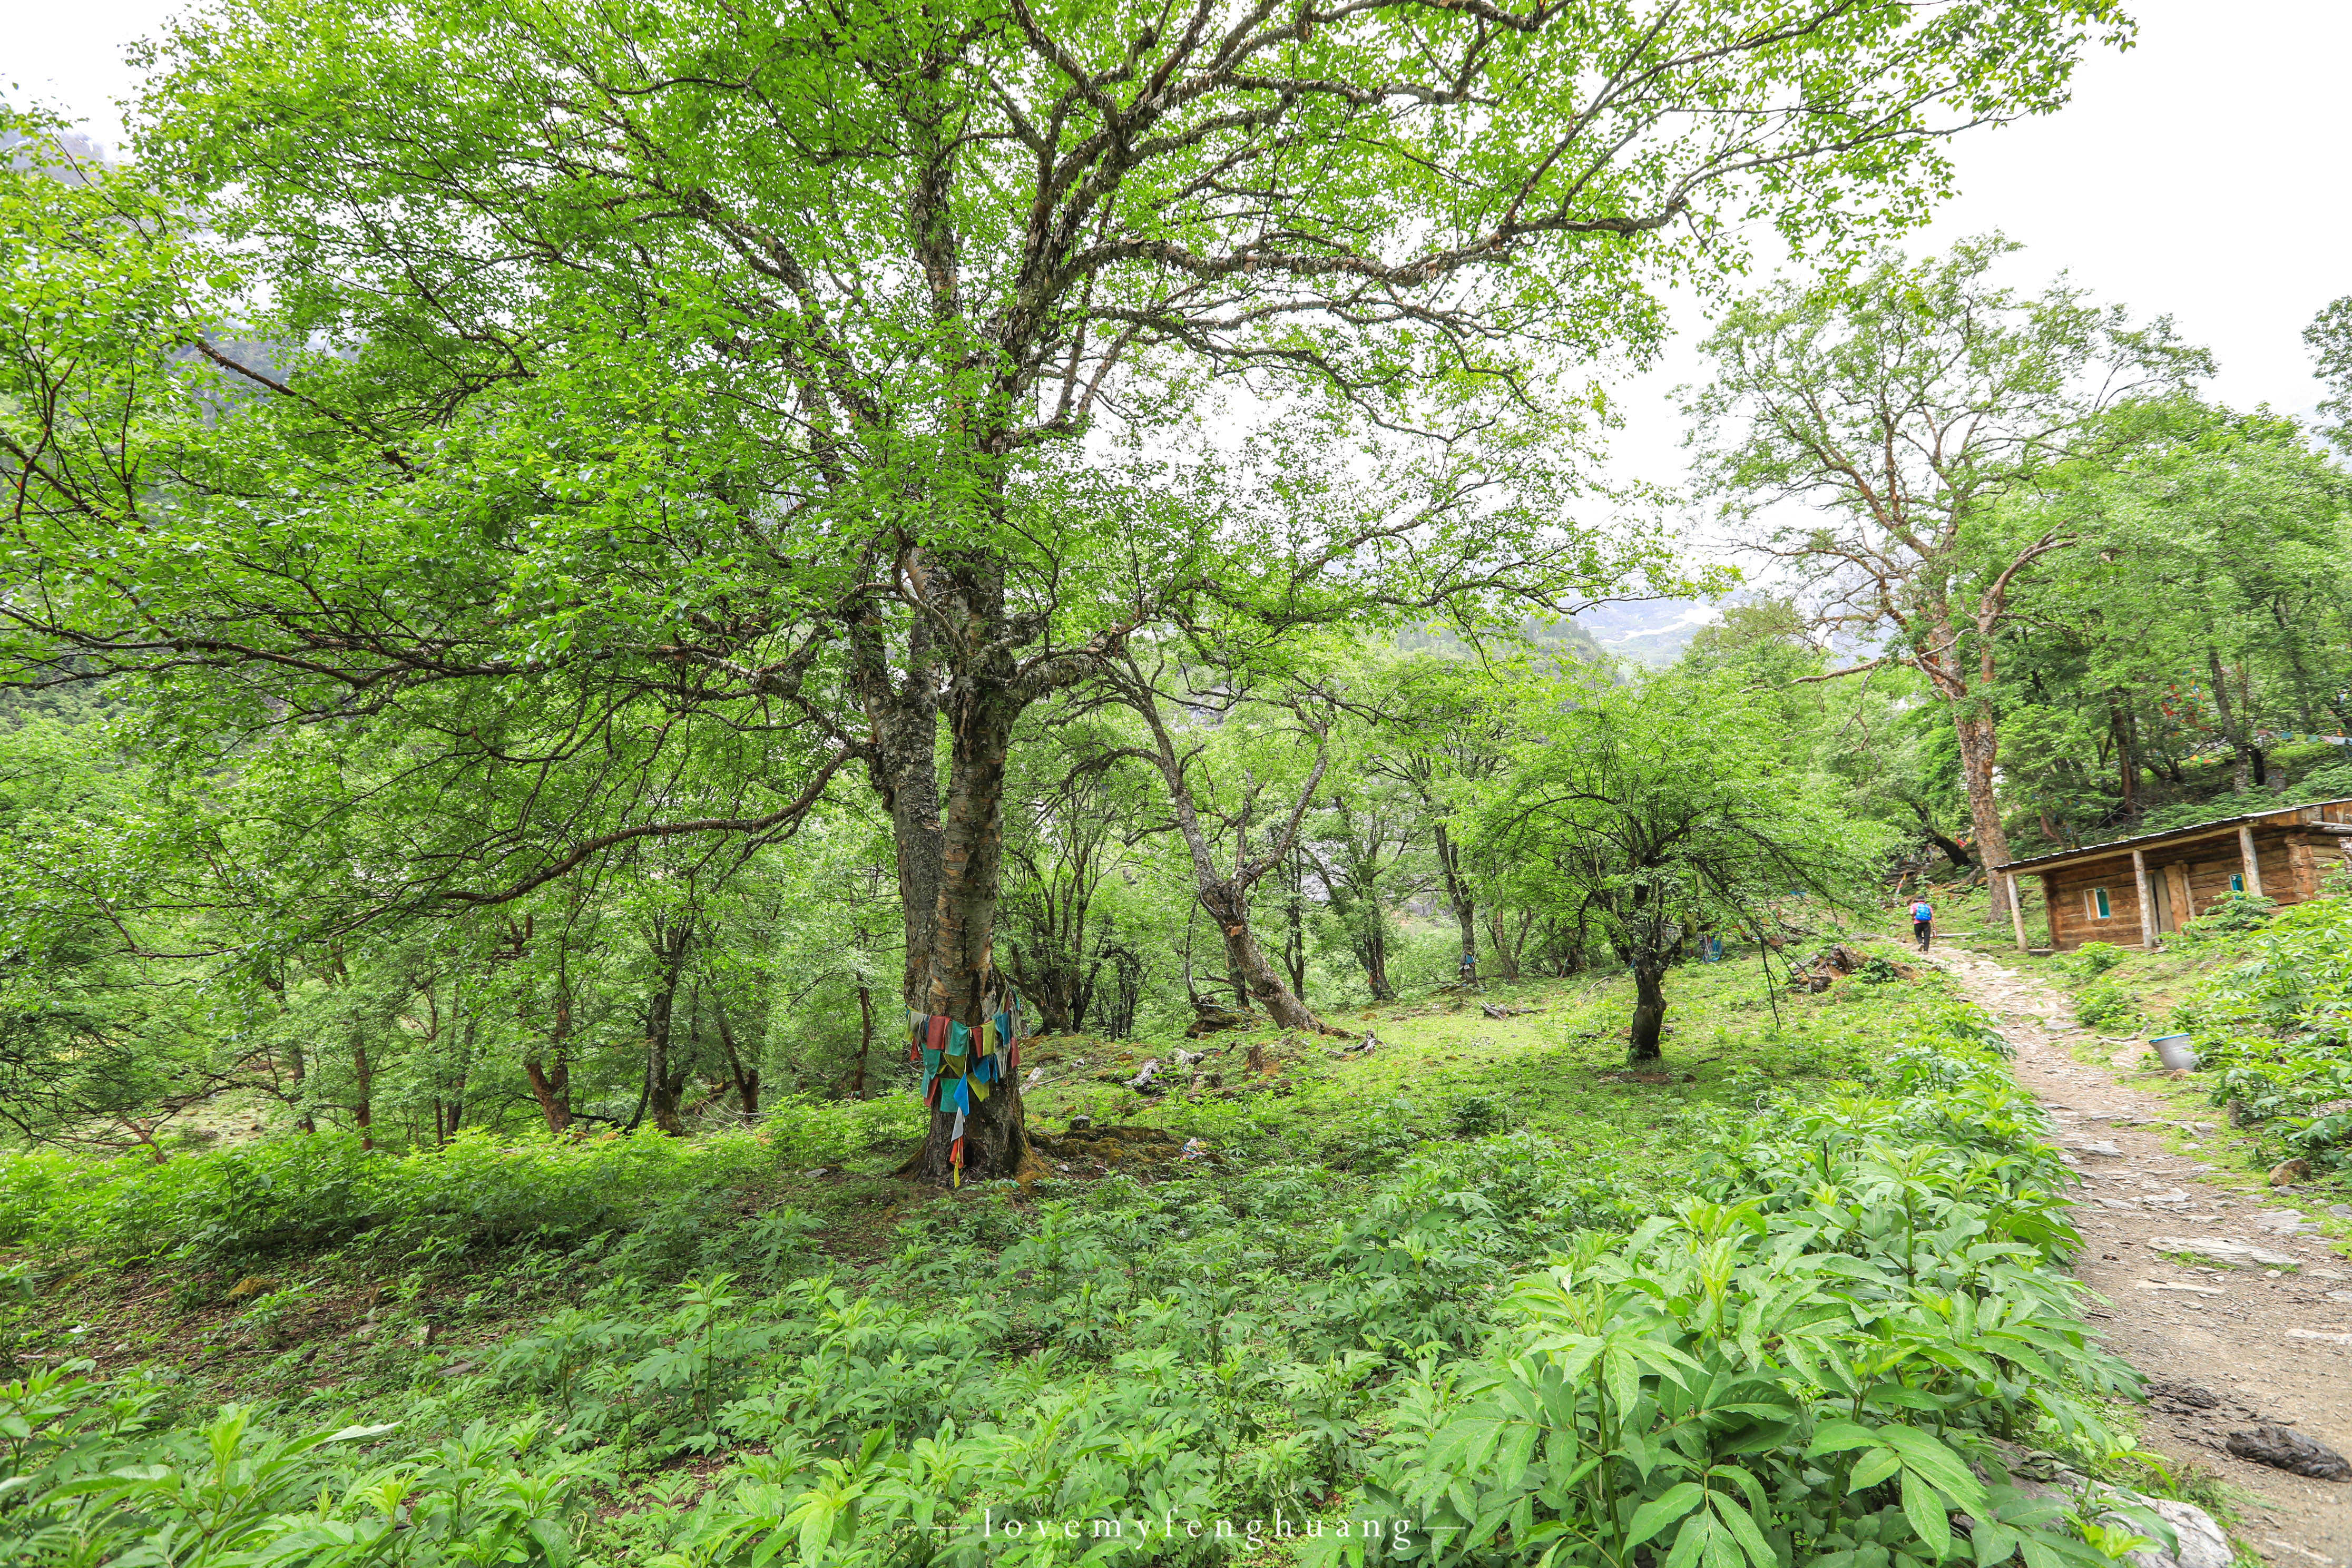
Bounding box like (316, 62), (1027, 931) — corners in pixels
(1992, 797), (2352, 876)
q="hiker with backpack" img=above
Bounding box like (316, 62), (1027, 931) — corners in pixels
(1910, 897), (1934, 951)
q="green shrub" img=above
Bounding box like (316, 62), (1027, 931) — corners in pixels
(2076, 982), (2145, 1032)
(2174, 893), (2352, 1169)
(1355, 1047), (2160, 1568)
(1448, 1094), (1506, 1137)
(0, 1366), (601, 1567)
(2071, 941), (2128, 976)
(2175, 892), (2278, 942)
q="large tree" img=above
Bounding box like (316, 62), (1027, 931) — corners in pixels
(5, 2), (2129, 1178)
(2026, 407), (2352, 798)
(1687, 237), (2206, 918)
(2306, 296), (2352, 458)
(1097, 650), (1338, 1032)
(1482, 673), (1883, 1060)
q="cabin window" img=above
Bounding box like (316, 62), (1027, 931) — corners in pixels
(2230, 873), (2245, 893)
(2085, 887), (2112, 920)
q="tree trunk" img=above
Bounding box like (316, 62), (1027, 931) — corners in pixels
(2110, 697), (2139, 824)
(648, 1044), (691, 1133)
(646, 1018), (681, 1134)
(1485, 907), (1524, 982)
(1949, 704), (2015, 919)
(350, 1033), (374, 1151)
(622, 1055), (652, 1132)
(1281, 851), (1309, 1002)
(524, 963), (575, 1135)
(264, 971), (317, 1134)
(1094, 943), (1143, 1038)
(2207, 645), (2253, 792)
(1227, 848), (1252, 1012)
(287, 1038), (315, 1134)
(713, 1008), (759, 1117)
(644, 918), (694, 1135)
(1121, 662), (1332, 1034)
(1199, 878), (1324, 1030)
(906, 678), (1035, 1187)
(1434, 821), (1479, 978)
(857, 615), (946, 1013)
(525, 1057), (572, 1136)
(1360, 910), (1394, 1001)
(1909, 800), (1973, 868)
(1562, 913), (1592, 976)
(1004, 945), (1076, 1033)
(445, 1009), (474, 1136)
(1628, 959), (1667, 1062)
(849, 983), (872, 1100)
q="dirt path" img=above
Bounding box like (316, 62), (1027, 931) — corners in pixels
(1928, 944), (2352, 1566)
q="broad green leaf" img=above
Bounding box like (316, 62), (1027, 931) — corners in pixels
(1901, 1469), (1952, 1562)
(1626, 1482), (1708, 1549)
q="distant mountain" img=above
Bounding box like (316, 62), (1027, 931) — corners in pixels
(1573, 599), (1720, 668)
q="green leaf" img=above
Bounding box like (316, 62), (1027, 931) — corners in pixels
(528, 1515), (574, 1567)
(1712, 1491), (1782, 1568)
(1878, 1427), (1988, 1510)
(324, 1422), (401, 1444)
(1972, 1523), (2022, 1568)
(1850, 1448), (1903, 1493)
(1665, 1511), (1719, 1568)
(1901, 1469), (1952, 1562)
(1810, 1420), (1884, 1455)
(1626, 1482), (1708, 1548)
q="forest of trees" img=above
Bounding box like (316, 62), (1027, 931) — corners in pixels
(7, 261), (2352, 1170)
(13, 5), (2352, 1568)
(4, 0), (2352, 1178)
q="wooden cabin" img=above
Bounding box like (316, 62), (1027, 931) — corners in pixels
(1992, 799), (2352, 952)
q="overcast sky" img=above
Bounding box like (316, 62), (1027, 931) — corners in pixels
(12, 1), (2349, 499)
(1596, 2), (2352, 495)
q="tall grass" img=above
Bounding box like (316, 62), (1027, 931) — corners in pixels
(0, 1094), (920, 1269)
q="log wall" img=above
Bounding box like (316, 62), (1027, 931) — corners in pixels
(2047, 863), (2143, 950)
(2039, 824), (2348, 950)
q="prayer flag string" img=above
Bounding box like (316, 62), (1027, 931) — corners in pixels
(904, 992), (1025, 1187)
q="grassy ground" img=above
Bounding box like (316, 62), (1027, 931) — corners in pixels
(1024, 957), (1903, 1181)
(1, 929), (2195, 1566)
(3, 949), (1926, 1407)
(5, 952), (1926, 1395)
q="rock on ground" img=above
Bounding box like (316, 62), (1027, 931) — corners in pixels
(2225, 1425), (2352, 1482)
(2122, 1495), (2233, 1568)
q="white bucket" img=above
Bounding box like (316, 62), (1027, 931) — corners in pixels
(2150, 1033), (2199, 1071)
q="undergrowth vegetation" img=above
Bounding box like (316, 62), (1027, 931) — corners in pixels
(0, 962), (2201, 1568)
(2172, 895), (2352, 1173)
(0, 1102), (920, 1275)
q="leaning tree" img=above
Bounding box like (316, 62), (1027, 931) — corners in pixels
(3, 0), (2129, 1178)
(1685, 237), (2207, 918)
